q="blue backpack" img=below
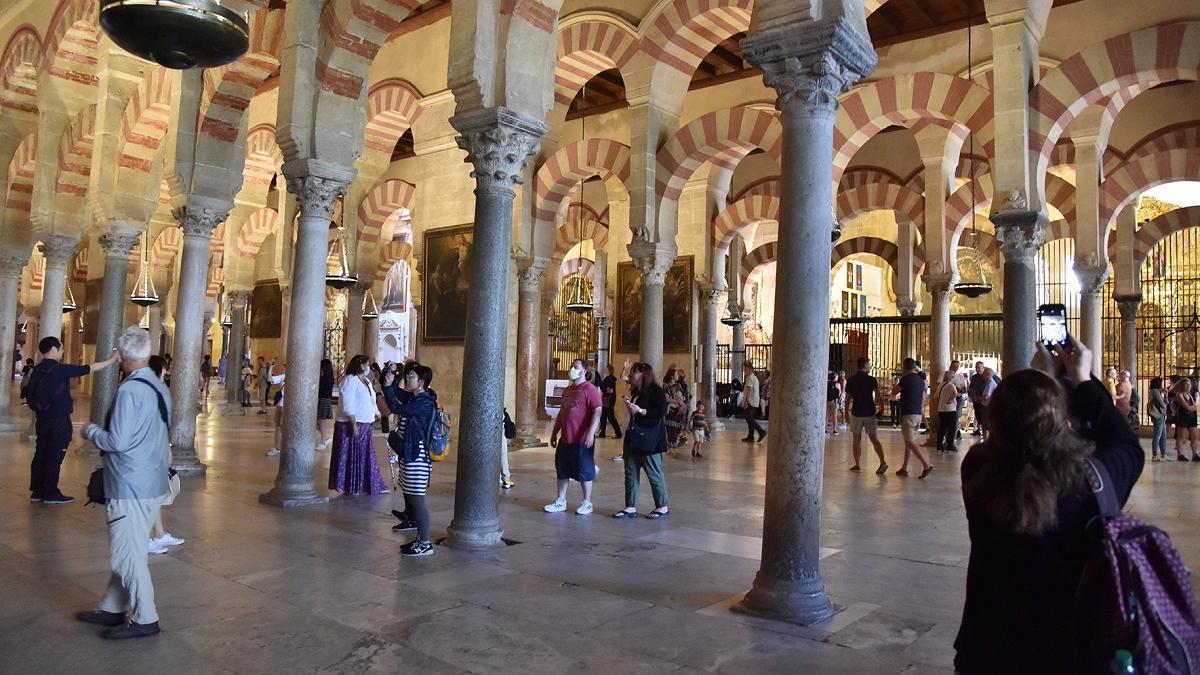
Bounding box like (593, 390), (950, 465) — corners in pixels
(426, 406), (452, 462)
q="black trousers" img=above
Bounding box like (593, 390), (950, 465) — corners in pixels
(937, 411), (959, 450)
(31, 416), (72, 498)
(599, 405), (622, 437)
(743, 406), (765, 438)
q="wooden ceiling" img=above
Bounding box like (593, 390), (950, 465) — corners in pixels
(869, 0), (1085, 48)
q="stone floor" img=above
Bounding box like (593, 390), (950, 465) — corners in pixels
(2, 395), (1198, 674)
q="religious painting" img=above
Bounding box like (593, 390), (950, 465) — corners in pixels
(422, 224), (473, 343)
(846, 263), (854, 289)
(616, 255), (693, 353)
(855, 264), (863, 291)
(248, 282), (282, 339)
(83, 279), (102, 344)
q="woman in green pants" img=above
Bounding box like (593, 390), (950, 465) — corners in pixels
(613, 362), (670, 520)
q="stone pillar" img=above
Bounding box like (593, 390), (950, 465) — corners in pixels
(728, 236), (747, 378)
(924, 276), (953, 446)
(992, 208), (1047, 374)
(261, 171), (350, 508)
(897, 299), (917, 362)
(735, 16), (875, 626)
(443, 108), (545, 549)
(0, 252), (26, 433)
(731, 316), (746, 383)
(37, 235), (78, 343)
(513, 258), (549, 449)
(596, 315), (611, 373)
(148, 305), (163, 354)
(363, 315), (379, 362)
(1115, 294), (1141, 382)
(700, 280), (723, 428)
(168, 204), (227, 476)
(628, 240), (675, 374)
(345, 282), (368, 359)
(89, 229), (142, 426)
(536, 287), (554, 420)
(1074, 262), (1108, 377)
(225, 291), (249, 403)
(278, 280), (291, 360)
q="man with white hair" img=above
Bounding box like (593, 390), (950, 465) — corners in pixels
(76, 326), (171, 640)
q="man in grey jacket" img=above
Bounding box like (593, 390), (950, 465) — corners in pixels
(75, 326), (171, 640)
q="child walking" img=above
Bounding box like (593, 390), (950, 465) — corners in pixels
(690, 401), (711, 458)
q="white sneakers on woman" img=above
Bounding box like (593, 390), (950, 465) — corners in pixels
(148, 532), (185, 554)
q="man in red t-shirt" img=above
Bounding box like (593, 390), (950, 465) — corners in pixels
(544, 358), (603, 515)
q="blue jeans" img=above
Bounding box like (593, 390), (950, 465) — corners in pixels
(1152, 416), (1168, 457)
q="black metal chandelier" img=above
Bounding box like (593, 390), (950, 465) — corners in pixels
(100, 0), (250, 70)
(954, 4), (992, 300)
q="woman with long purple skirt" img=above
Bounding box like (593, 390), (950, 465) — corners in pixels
(329, 354), (389, 495)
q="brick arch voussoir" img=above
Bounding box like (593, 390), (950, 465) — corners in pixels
(713, 194), (779, 252)
(375, 241), (413, 283)
(1100, 148), (1200, 228)
(533, 138), (631, 228)
(235, 207), (279, 258)
(835, 183), (924, 230)
(554, 13), (639, 108)
(640, 0), (752, 82)
(358, 178), (417, 248)
(1, 25), (41, 114)
(656, 106), (782, 204)
(1133, 206), (1200, 269)
(363, 78), (424, 156)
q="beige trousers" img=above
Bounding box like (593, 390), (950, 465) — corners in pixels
(98, 496), (164, 624)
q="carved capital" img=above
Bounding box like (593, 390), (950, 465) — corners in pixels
(923, 273), (956, 297)
(0, 253), (27, 280)
(628, 239), (675, 287)
(180, 206), (228, 238)
(742, 18), (877, 115)
(896, 299), (918, 317)
(595, 315), (609, 331)
(1114, 293), (1142, 322)
(38, 234), (79, 269)
(517, 258), (549, 294)
(451, 108), (547, 195)
(697, 276), (726, 307)
(991, 209), (1048, 264)
(1072, 260), (1109, 295)
(288, 174), (350, 219)
(228, 290), (251, 309)
(98, 230), (142, 259)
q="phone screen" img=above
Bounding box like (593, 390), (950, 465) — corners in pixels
(1037, 304), (1069, 348)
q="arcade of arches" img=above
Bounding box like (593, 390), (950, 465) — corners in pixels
(1, 0), (1199, 669)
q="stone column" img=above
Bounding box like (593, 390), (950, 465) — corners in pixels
(735, 17), (875, 626)
(728, 237), (747, 378)
(513, 257), (549, 449)
(536, 287), (554, 420)
(89, 229), (142, 426)
(37, 235), (78, 343)
(363, 315), (380, 362)
(168, 204), (228, 476)
(897, 299), (917, 361)
(596, 315), (611, 373)
(148, 305), (163, 354)
(444, 108), (545, 549)
(1115, 294), (1141, 381)
(0, 252), (27, 433)
(345, 281), (368, 359)
(699, 280), (724, 428)
(992, 208), (1046, 374)
(628, 240), (675, 374)
(1074, 262), (1108, 377)
(261, 171), (350, 508)
(225, 291), (249, 403)
(924, 275), (953, 446)
(278, 281), (291, 360)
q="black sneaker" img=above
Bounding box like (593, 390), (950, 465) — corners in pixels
(77, 610), (126, 627)
(392, 519), (417, 533)
(400, 541), (433, 557)
(102, 620), (160, 640)
(30, 494), (42, 502)
(43, 495), (75, 505)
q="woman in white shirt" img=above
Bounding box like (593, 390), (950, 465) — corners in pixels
(935, 371), (961, 452)
(328, 355), (389, 495)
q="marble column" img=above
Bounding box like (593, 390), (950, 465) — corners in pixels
(699, 280), (724, 428)
(730, 315), (746, 384)
(897, 299), (917, 361)
(278, 281), (291, 360)
(992, 207), (1047, 374)
(37, 234), (78, 343)
(168, 204), (228, 476)
(363, 315), (379, 362)
(148, 305), (163, 354)
(728, 237), (747, 379)
(261, 171), (350, 508)
(0, 252), (27, 433)
(1074, 262), (1108, 377)
(629, 240), (675, 374)
(345, 282), (368, 360)
(444, 108), (545, 549)
(924, 275), (953, 446)
(513, 258), (549, 449)
(89, 228), (142, 427)
(1115, 294), (1141, 382)
(735, 17), (875, 626)
(596, 316), (611, 374)
(536, 287), (554, 421)
(225, 291), (249, 404)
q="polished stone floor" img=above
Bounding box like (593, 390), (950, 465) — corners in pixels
(2, 393), (1197, 674)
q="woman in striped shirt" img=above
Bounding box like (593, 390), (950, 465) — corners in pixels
(382, 363), (438, 557)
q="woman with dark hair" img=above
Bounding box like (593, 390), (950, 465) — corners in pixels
(954, 336), (1143, 674)
(614, 362), (670, 520)
(662, 368), (688, 454)
(1173, 377), (1199, 461)
(383, 363), (438, 556)
(328, 354), (388, 496)
(1147, 376), (1168, 461)
(317, 358), (335, 449)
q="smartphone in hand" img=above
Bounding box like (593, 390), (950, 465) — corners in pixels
(1037, 303), (1070, 351)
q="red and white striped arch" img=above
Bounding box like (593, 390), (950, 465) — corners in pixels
(740, 240), (776, 281)
(358, 179), (417, 249)
(117, 67), (173, 179)
(235, 208), (279, 258)
(1043, 219), (1073, 245)
(957, 230), (1000, 264)
(713, 194), (778, 253)
(198, 9), (283, 145)
(149, 227), (182, 269)
(1131, 206), (1200, 270)
(554, 13), (639, 108)
(71, 247), (88, 282)
(533, 138), (631, 227)
(1100, 149), (1200, 228)
(363, 78), (423, 156)
(1029, 22), (1200, 192)
(656, 106), (781, 203)
(559, 256), (595, 281)
(375, 241), (413, 283)
(1044, 173), (1077, 226)
(5, 134), (36, 220)
(206, 265), (224, 301)
(639, 0), (752, 78)
(244, 124), (282, 192)
(553, 205), (609, 260)
(54, 104), (96, 215)
(839, 167), (907, 193)
(731, 176), (779, 202)
(26, 254), (45, 293)
(944, 179), (993, 245)
(739, 236), (922, 284)
(900, 154), (990, 194)
(836, 182), (924, 230)
(1109, 122), (1200, 175)
(315, 0), (415, 105)
(833, 73), (993, 185)
(39, 0), (99, 87)
(1, 25), (41, 115)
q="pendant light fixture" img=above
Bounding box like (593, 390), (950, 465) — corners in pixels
(362, 288), (380, 321)
(954, 6), (993, 299)
(563, 82), (595, 314)
(130, 232), (160, 307)
(62, 281), (77, 313)
(325, 222), (358, 290)
(100, 0), (250, 70)
(219, 286), (233, 327)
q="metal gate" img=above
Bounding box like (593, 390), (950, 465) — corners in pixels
(548, 275), (598, 379)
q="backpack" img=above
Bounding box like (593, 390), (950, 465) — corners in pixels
(503, 409), (516, 440)
(25, 364), (65, 415)
(425, 406), (452, 462)
(1074, 459), (1200, 673)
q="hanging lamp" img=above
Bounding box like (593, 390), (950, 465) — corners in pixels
(100, 0), (250, 70)
(953, 6), (993, 299)
(62, 281), (77, 313)
(362, 288), (380, 320)
(325, 224), (358, 290)
(220, 289), (233, 327)
(565, 83), (595, 314)
(138, 306), (151, 329)
(130, 233), (160, 306)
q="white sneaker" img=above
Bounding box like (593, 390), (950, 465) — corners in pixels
(265, 448), (280, 457)
(149, 540), (169, 555)
(575, 500), (593, 515)
(543, 498), (567, 513)
(611, 454), (623, 462)
(156, 533), (185, 547)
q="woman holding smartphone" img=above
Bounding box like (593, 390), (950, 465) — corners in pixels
(1173, 378), (1199, 461)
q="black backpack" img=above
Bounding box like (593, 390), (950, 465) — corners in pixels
(85, 378), (170, 507)
(25, 363), (66, 415)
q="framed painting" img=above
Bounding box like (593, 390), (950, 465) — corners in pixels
(248, 282), (282, 339)
(617, 255), (693, 353)
(421, 224), (473, 343)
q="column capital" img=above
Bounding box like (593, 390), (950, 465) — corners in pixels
(282, 164), (354, 219)
(1072, 259), (1109, 295)
(896, 299), (918, 317)
(38, 234), (79, 269)
(991, 207), (1048, 263)
(179, 202), (230, 238)
(627, 240), (676, 286)
(228, 290), (251, 308)
(517, 257), (550, 293)
(350, 279), (373, 295)
(98, 229), (142, 259)
(1114, 293), (1142, 321)
(697, 276), (727, 306)
(742, 17), (877, 115)
(451, 107), (548, 196)
(923, 273), (957, 296)
(0, 253), (27, 279)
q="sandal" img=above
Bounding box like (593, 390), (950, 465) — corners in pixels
(918, 465), (935, 480)
(612, 510), (638, 519)
(849, 465), (862, 472)
(646, 510), (670, 520)
(896, 469), (909, 477)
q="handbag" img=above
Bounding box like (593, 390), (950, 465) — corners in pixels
(626, 419), (664, 454)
